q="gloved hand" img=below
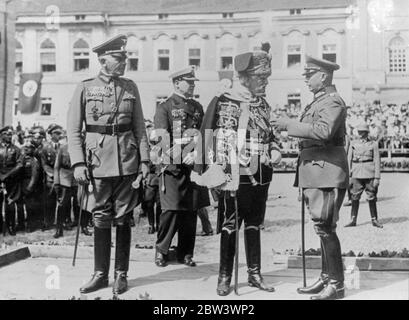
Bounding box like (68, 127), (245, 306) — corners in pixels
(73, 164), (90, 185)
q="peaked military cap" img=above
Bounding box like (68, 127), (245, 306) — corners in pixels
(47, 123), (63, 134)
(169, 66), (198, 81)
(92, 34), (127, 57)
(302, 55), (340, 76)
(30, 126), (45, 137)
(356, 123), (369, 132)
(0, 126), (14, 134)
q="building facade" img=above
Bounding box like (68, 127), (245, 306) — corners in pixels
(9, 0), (409, 129)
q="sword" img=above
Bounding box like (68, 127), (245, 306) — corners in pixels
(72, 184), (87, 267)
(1, 183), (7, 237)
(233, 191), (239, 295)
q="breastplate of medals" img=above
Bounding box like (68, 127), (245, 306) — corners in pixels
(248, 97), (272, 143)
(87, 82), (115, 122)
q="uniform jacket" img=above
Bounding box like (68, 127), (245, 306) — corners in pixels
(197, 86), (280, 189)
(154, 93), (205, 211)
(287, 85), (349, 188)
(40, 141), (59, 186)
(67, 73), (149, 178)
(0, 142), (23, 182)
(54, 143), (76, 188)
(21, 152), (41, 195)
(348, 138), (380, 179)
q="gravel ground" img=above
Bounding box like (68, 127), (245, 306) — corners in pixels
(2, 172), (409, 259)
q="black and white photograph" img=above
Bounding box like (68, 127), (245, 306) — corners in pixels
(0, 0), (408, 304)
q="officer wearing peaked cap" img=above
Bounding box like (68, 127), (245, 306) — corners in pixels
(0, 126), (23, 236)
(345, 122), (382, 228)
(272, 55), (348, 300)
(67, 34), (150, 295)
(152, 66), (209, 268)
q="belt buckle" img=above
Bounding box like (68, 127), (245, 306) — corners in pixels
(111, 123), (118, 136)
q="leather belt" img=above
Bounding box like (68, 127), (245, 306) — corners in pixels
(352, 159), (373, 163)
(86, 123), (132, 135)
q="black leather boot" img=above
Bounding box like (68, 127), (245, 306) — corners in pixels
(148, 225), (155, 234)
(245, 228), (275, 292)
(216, 230), (235, 296)
(344, 200), (359, 227)
(297, 241), (329, 294)
(310, 280), (345, 300)
(81, 226), (93, 236)
(53, 224), (63, 238)
(6, 208), (16, 236)
(369, 200), (383, 228)
(80, 227), (111, 294)
(113, 224), (131, 295)
(155, 250), (167, 267)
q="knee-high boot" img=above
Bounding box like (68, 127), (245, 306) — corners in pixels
(113, 223), (131, 294)
(344, 200), (359, 227)
(297, 239), (329, 294)
(80, 227), (111, 294)
(311, 233), (345, 300)
(369, 200), (383, 228)
(216, 230), (235, 296)
(245, 227), (275, 292)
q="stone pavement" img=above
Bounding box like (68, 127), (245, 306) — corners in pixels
(0, 256), (407, 300)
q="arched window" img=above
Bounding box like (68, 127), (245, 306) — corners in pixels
(155, 34), (172, 71)
(40, 39), (56, 72)
(285, 30), (304, 69)
(389, 37), (407, 73)
(73, 38), (90, 72)
(319, 29), (340, 63)
(218, 33), (236, 71)
(15, 40), (23, 73)
(126, 36), (140, 71)
(185, 34), (202, 69)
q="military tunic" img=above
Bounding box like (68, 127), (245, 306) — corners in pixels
(348, 138), (380, 201)
(67, 73), (149, 228)
(0, 142), (23, 230)
(153, 93), (209, 258)
(287, 85), (348, 233)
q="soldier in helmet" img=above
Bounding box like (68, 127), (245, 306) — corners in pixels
(272, 55), (348, 300)
(345, 123), (382, 228)
(0, 126), (23, 236)
(67, 34), (149, 295)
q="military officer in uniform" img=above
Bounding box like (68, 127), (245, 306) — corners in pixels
(53, 140), (93, 238)
(39, 124), (63, 230)
(272, 55), (348, 300)
(19, 139), (41, 233)
(0, 126), (23, 236)
(345, 123), (382, 228)
(152, 67), (209, 267)
(67, 34), (149, 295)
(196, 44), (281, 296)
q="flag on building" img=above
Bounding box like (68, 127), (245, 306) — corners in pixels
(17, 73), (43, 114)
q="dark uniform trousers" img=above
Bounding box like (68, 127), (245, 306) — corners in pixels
(351, 178), (377, 201)
(142, 171), (161, 230)
(0, 181), (21, 231)
(56, 186), (81, 227)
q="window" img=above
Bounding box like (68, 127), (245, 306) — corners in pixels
(220, 47), (233, 70)
(290, 9), (301, 15)
(75, 15), (86, 21)
(126, 36), (140, 71)
(222, 13), (234, 18)
(73, 39), (89, 72)
(287, 44), (301, 68)
(287, 93), (301, 106)
(158, 14), (168, 20)
(322, 44), (337, 62)
(15, 40), (23, 74)
(188, 48), (201, 68)
(40, 39), (56, 72)
(158, 49), (170, 70)
(41, 98), (52, 116)
(389, 37), (407, 74)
